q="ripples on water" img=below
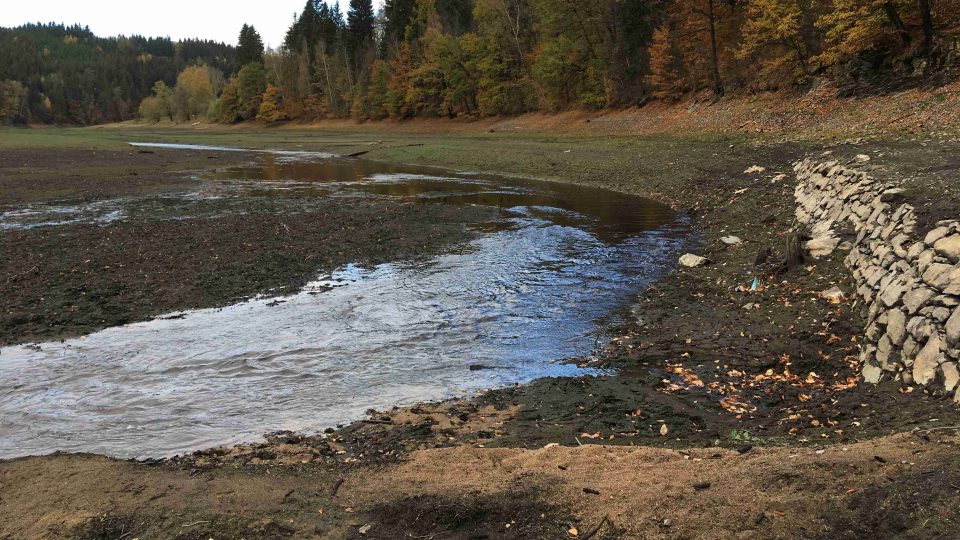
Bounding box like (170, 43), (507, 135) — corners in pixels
(0, 145), (689, 459)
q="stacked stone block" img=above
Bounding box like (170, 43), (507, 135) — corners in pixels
(793, 158), (960, 401)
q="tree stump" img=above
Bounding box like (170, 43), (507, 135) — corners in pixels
(778, 231), (805, 273)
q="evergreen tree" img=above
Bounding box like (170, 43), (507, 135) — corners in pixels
(348, 0), (376, 51)
(381, 0), (418, 56)
(237, 24), (265, 65)
(0, 23), (236, 125)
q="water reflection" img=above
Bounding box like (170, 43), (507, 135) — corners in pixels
(215, 154), (675, 244)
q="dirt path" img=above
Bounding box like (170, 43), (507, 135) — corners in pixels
(3, 432), (958, 539)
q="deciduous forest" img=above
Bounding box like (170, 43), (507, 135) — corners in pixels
(2, 0), (959, 125)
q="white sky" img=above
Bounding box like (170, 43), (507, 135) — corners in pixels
(0, 1), (381, 48)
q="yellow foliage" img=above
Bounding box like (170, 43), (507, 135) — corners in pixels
(256, 84), (288, 122)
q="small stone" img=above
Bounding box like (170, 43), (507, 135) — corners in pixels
(876, 335), (899, 369)
(679, 254), (711, 268)
(903, 336), (919, 360)
(907, 316), (935, 341)
(913, 334), (945, 386)
(821, 286), (845, 303)
(744, 165), (766, 174)
(936, 294), (959, 307)
(907, 242), (926, 260)
(862, 362), (883, 384)
(917, 250), (936, 273)
(865, 322), (882, 341)
(853, 154), (871, 163)
(720, 236), (743, 245)
(931, 307), (952, 323)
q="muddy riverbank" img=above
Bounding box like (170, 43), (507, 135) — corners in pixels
(1, 148), (501, 345)
(2, 126), (960, 538)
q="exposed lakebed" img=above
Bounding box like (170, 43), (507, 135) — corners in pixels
(0, 144), (688, 459)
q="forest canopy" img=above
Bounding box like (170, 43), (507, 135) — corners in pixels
(0, 23), (235, 124)
(1, 0), (959, 126)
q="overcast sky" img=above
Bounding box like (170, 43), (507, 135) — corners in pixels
(0, 1), (381, 48)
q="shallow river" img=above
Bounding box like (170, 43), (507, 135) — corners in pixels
(0, 144), (689, 459)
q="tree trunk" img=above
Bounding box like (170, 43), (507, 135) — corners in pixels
(918, 0), (935, 56)
(707, 0), (724, 96)
(883, 1), (912, 48)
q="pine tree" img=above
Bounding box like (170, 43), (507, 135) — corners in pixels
(381, 0), (418, 56)
(237, 24), (265, 65)
(348, 0), (376, 48)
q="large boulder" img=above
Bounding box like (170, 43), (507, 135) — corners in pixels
(879, 277), (908, 307)
(903, 286), (935, 314)
(940, 362), (960, 394)
(887, 309), (907, 345)
(947, 307), (960, 347)
(934, 235), (960, 263)
(922, 263), (955, 289)
(925, 226), (950, 246)
(913, 334), (945, 386)
(805, 235), (841, 258)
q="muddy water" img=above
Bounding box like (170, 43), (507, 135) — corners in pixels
(0, 147), (688, 459)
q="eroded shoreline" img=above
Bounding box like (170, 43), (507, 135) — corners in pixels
(2, 126), (960, 539)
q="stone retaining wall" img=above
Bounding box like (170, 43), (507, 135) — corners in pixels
(793, 158), (960, 401)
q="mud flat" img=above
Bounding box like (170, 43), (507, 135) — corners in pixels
(2, 126), (960, 539)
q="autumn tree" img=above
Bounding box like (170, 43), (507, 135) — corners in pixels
(680, 0), (728, 96)
(0, 80), (29, 124)
(738, 0), (825, 85)
(139, 80), (175, 121)
(817, 0), (919, 66)
(646, 24), (687, 99)
(174, 65), (221, 119)
(530, 0), (618, 109)
(216, 62), (267, 122)
(471, 0), (538, 114)
(256, 84), (288, 121)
